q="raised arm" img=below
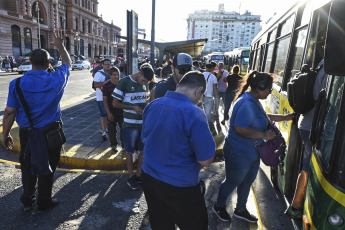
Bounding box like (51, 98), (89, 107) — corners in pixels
(52, 29), (72, 68)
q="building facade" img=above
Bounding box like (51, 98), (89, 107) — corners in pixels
(187, 4), (261, 53)
(0, 0), (126, 61)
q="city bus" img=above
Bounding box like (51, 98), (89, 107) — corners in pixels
(224, 47), (250, 75)
(204, 52), (225, 64)
(248, 0), (345, 229)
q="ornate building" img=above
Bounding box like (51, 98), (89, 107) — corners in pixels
(0, 0), (126, 60)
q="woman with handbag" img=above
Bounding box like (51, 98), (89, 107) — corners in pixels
(212, 71), (294, 223)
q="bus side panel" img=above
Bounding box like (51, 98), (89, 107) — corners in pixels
(305, 154), (345, 230)
(262, 90), (298, 196)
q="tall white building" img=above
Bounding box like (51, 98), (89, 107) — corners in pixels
(187, 4), (261, 53)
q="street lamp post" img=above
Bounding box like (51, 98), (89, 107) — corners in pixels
(74, 32), (80, 60)
(35, 2), (41, 49)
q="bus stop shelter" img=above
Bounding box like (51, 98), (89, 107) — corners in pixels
(117, 35), (207, 64)
(138, 38), (208, 64)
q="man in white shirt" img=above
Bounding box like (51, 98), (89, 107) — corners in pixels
(203, 63), (219, 136)
(93, 59), (111, 140)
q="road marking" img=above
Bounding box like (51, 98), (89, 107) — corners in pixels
(251, 185), (263, 230)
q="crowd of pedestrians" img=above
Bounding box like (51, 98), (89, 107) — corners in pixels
(3, 36), (318, 229)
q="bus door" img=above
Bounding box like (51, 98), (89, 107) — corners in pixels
(303, 1), (345, 228)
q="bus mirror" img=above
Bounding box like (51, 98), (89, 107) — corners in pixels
(324, 0), (345, 75)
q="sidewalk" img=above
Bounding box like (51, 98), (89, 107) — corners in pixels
(0, 94), (228, 170)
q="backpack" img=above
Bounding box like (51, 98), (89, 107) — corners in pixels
(287, 64), (322, 114)
(92, 71), (110, 91)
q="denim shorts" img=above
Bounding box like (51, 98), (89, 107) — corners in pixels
(123, 127), (144, 154)
(97, 101), (107, 118)
(299, 129), (312, 172)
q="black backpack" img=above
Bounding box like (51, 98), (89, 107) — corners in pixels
(287, 64), (322, 114)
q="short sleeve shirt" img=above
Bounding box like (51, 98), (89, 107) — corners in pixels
(215, 69), (229, 92)
(94, 70), (108, 101)
(203, 72), (218, 97)
(112, 76), (150, 128)
(226, 92), (268, 160)
(142, 91), (215, 187)
(6, 64), (70, 128)
(101, 81), (123, 119)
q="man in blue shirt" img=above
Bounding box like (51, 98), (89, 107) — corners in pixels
(141, 71), (215, 229)
(2, 29), (71, 212)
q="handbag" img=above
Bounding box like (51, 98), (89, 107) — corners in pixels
(247, 99), (286, 167)
(15, 77), (66, 150)
(253, 121), (286, 167)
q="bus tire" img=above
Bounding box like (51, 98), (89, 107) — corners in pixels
(270, 166), (279, 190)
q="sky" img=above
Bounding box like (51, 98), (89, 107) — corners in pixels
(98, 0), (298, 42)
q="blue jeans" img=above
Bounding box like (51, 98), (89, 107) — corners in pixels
(123, 127), (144, 154)
(97, 101), (107, 118)
(216, 141), (260, 210)
(202, 97), (214, 122)
(299, 129), (312, 172)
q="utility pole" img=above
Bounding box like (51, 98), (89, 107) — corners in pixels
(150, 0), (155, 66)
(36, 2), (41, 49)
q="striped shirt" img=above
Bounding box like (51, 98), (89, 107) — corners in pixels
(112, 76), (150, 128)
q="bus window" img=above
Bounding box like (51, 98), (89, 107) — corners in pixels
(304, 4), (331, 67)
(273, 36), (291, 86)
(285, 27), (308, 85)
(278, 15), (294, 37)
(299, 3), (314, 27)
(318, 76), (345, 169)
(253, 48), (260, 71)
(268, 29), (277, 43)
(264, 43), (274, 73)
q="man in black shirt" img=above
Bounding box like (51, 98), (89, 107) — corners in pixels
(153, 53), (192, 99)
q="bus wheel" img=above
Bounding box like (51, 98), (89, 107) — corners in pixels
(270, 166), (279, 190)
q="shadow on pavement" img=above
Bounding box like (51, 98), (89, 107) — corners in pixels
(0, 164), (146, 230)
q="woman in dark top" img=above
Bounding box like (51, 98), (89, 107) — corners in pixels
(222, 65), (242, 124)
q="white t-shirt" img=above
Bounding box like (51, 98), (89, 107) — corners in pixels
(203, 71), (218, 97)
(94, 70), (108, 101)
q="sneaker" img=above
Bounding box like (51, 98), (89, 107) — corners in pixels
(101, 132), (107, 141)
(234, 208), (258, 223)
(23, 204), (34, 212)
(37, 198), (59, 211)
(127, 176), (140, 190)
(285, 206), (303, 220)
(111, 145), (118, 152)
(134, 174), (142, 184)
(212, 205), (231, 222)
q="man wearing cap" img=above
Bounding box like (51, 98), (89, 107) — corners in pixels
(153, 53), (193, 99)
(141, 71), (215, 229)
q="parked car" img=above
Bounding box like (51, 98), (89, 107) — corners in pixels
(52, 61), (62, 70)
(72, 61), (90, 70)
(17, 61), (32, 74)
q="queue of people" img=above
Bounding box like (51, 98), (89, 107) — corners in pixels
(2, 40), (316, 229)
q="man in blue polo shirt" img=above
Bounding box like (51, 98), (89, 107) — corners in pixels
(2, 29), (71, 212)
(141, 71), (215, 230)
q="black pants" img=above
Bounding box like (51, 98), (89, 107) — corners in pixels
(107, 117), (123, 147)
(142, 171), (208, 230)
(224, 92), (235, 120)
(19, 128), (61, 207)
